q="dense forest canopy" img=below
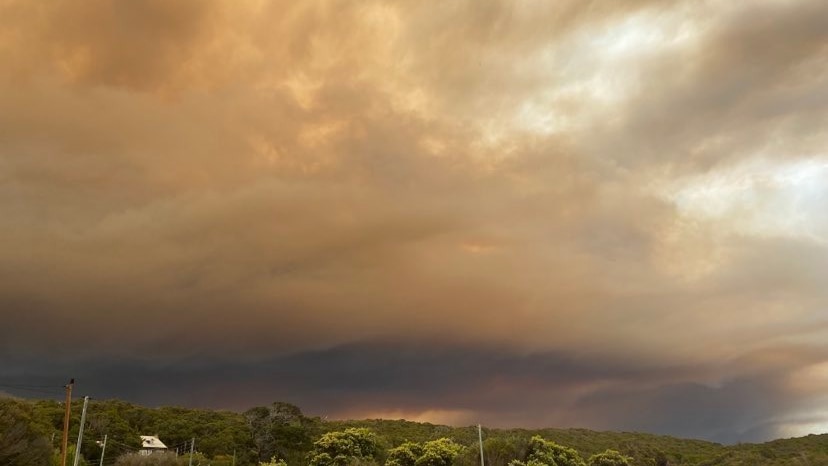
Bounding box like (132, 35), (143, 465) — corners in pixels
(1, 396), (827, 466)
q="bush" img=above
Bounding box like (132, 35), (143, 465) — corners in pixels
(587, 450), (631, 466)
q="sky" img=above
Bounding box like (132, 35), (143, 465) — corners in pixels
(1, 0), (827, 444)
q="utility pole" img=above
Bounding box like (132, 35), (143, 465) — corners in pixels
(99, 434), (107, 466)
(61, 379), (74, 466)
(73, 396), (90, 466)
(189, 437), (195, 466)
(478, 424), (485, 466)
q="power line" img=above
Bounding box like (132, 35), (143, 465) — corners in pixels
(96, 446), (135, 458)
(104, 438), (142, 452)
(0, 382), (64, 389)
(0, 384), (65, 395)
(4, 383), (233, 465)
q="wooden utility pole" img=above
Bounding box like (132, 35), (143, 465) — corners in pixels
(61, 379), (74, 466)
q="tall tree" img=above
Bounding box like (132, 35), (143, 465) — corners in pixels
(0, 398), (53, 466)
(587, 450), (631, 466)
(309, 428), (380, 466)
(245, 402), (316, 464)
(386, 441), (424, 466)
(508, 436), (585, 466)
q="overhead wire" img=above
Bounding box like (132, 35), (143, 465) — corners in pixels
(0, 382), (64, 389)
(0, 383), (218, 466)
(0, 384), (65, 395)
(3, 384), (215, 464)
(104, 438), (143, 451)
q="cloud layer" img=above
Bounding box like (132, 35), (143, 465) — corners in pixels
(1, 0), (827, 443)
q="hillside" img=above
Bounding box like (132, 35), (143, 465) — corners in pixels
(2, 396), (827, 466)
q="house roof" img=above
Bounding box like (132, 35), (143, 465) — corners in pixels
(140, 436), (168, 450)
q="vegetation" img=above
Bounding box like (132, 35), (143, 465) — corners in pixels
(309, 428), (380, 466)
(387, 438), (464, 466)
(0, 398), (53, 465)
(508, 436), (584, 466)
(2, 395), (828, 466)
(115, 452), (181, 466)
(586, 450), (631, 466)
(260, 458), (289, 466)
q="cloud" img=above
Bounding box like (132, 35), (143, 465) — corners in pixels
(589, 0), (828, 170)
(1, 0), (827, 443)
(4, 341), (827, 443)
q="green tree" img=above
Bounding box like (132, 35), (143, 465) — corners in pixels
(309, 428), (380, 466)
(386, 441), (424, 466)
(260, 457), (288, 466)
(509, 436), (584, 466)
(480, 436), (529, 466)
(63, 444), (91, 466)
(0, 398), (53, 466)
(386, 438), (463, 466)
(246, 402), (316, 464)
(415, 439), (465, 466)
(613, 441), (666, 466)
(114, 451), (184, 465)
(587, 450), (631, 466)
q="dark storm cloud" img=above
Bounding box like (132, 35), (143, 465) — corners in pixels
(573, 378), (787, 444)
(1, 0), (827, 443)
(3, 341), (822, 443)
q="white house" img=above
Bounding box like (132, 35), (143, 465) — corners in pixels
(139, 435), (168, 456)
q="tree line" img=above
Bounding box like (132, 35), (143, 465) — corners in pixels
(3, 396), (828, 466)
